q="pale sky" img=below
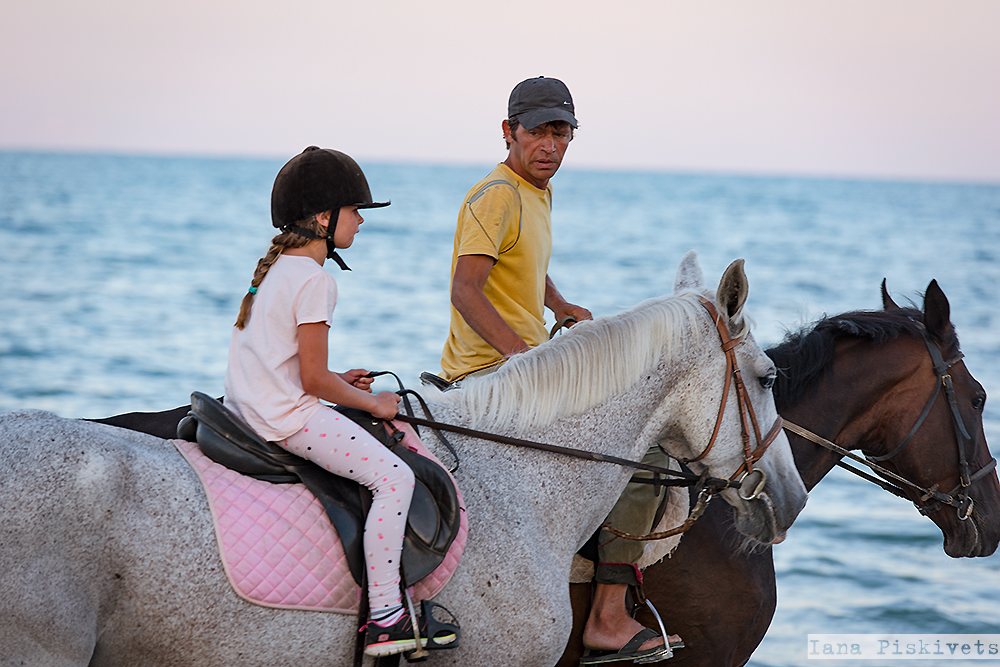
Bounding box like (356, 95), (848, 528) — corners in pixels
(2, 0), (998, 183)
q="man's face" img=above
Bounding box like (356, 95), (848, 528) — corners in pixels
(503, 120), (573, 189)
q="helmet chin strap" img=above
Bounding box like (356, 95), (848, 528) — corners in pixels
(281, 225), (351, 271)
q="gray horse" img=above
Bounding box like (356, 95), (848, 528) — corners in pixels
(0, 253), (807, 666)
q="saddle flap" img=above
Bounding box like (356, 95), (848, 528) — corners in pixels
(393, 444), (462, 583)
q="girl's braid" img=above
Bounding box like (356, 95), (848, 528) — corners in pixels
(234, 215), (328, 329)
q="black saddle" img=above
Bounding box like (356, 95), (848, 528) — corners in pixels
(177, 392), (461, 588)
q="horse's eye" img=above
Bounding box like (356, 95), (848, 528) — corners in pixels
(972, 395), (986, 412)
(760, 375), (775, 390)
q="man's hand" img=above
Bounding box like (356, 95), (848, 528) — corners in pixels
(554, 303), (593, 326)
(545, 275), (593, 328)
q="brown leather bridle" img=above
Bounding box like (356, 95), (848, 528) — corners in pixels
(548, 300), (784, 498)
(678, 297), (785, 501)
(598, 296), (787, 542)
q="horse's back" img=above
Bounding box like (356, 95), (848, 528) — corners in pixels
(0, 411), (207, 664)
(1, 412), (127, 662)
(0, 409), (191, 512)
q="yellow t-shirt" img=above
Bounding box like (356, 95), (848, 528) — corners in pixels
(440, 163), (553, 381)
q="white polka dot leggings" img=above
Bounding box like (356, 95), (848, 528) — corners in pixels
(283, 405), (414, 614)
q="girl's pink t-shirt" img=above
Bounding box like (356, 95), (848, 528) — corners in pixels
(224, 254), (338, 442)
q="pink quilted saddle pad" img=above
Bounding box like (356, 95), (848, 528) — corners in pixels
(173, 419), (467, 614)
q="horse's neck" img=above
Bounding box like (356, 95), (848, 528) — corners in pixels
(783, 339), (918, 490)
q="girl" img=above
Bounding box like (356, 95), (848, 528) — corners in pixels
(224, 146), (420, 657)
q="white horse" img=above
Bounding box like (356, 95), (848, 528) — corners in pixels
(0, 252), (806, 666)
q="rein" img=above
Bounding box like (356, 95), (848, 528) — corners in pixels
(783, 329), (997, 521)
(370, 371), (737, 491)
(393, 413), (738, 492)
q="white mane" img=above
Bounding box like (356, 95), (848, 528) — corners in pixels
(437, 289), (740, 433)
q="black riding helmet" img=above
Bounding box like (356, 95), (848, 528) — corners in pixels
(271, 146), (390, 270)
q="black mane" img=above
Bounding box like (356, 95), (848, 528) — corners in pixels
(765, 306), (958, 412)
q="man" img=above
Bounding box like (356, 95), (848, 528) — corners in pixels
(439, 77), (678, 663)
(439, 76), (591, 381)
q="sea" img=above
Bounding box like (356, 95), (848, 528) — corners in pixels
(1, 151), (999, 665)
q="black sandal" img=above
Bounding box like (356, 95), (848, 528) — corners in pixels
(580, 627), (680, 664)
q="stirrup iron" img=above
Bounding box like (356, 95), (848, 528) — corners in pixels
(635, 599), (673, 663)
(402, 598), (460, 663)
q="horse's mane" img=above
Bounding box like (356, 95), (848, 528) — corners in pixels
(438, 289), (749, 433)
(766, 306), (959, 411)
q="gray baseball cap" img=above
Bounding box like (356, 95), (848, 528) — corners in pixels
(508, 76), (577, 129)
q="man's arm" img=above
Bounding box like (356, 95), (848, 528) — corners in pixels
(451, 254), (532, 357)
(545, 274), (593, 325)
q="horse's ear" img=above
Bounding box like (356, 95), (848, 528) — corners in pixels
(881, 279), (901, 311)
(716, 258), (749, 320)
(923, 279), (952, 344)
(674, 250), (705, 292)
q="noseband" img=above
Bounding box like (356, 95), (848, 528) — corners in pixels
(785, 327), (997, 521)
(679, 298), (784, 500)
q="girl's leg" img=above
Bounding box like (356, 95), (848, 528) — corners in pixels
(284, 406), (415, 616)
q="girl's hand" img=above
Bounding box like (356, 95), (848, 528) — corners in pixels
(339, 369), (374, 393)
(371, 391), (401, 421)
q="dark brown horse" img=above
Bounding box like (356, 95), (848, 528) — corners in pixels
(558, 279), (1000, 666)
